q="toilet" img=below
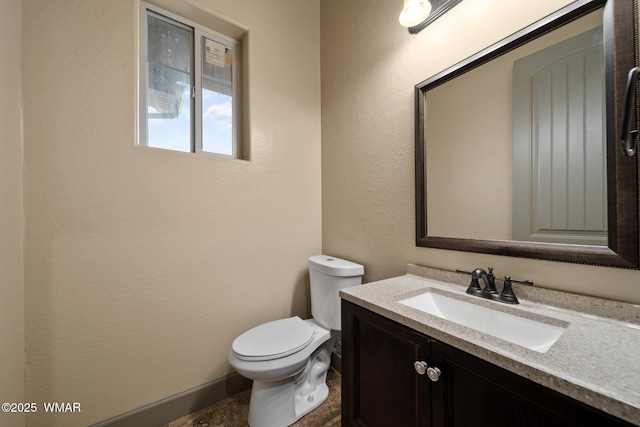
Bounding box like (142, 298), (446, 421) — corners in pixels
(228, 255), (364, 427)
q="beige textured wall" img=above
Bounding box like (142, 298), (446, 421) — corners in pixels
(321, 0), (640, 304)
(22, 0), (320, 426)
(0, 1), (25, 427)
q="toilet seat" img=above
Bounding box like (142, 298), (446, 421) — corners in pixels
(232, 316), (315, 361)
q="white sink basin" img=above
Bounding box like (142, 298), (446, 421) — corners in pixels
(399, 291), (567, 353)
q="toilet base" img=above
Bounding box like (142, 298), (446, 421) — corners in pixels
(247, 337), (335, 427)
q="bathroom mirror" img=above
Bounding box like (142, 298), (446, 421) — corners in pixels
(415, 0), (639, 268)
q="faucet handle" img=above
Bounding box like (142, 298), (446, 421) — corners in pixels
(499, 276), (519, 304)
(499, 276), (534, 305)
(510, 277), (534, 286)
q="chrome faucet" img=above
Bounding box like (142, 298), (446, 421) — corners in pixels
(456, 267), (533, 304)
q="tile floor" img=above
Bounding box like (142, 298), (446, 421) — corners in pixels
(163, 368), (341, 427)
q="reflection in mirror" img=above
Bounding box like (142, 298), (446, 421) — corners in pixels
(512, 25), (607, 246)
(415, 0), (639, 268)
(426, 11), (605, 245)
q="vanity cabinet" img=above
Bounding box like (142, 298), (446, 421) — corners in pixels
(341, 300), (635, 427)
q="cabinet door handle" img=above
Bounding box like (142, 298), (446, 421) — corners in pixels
(427, 366), (441, 382)
(414, 361), (428, 375)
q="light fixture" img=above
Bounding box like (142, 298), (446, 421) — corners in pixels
(400, 0), (463, 35)
(398, 0), (432, 28)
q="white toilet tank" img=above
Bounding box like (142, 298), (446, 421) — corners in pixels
(308, 255), (364, 331)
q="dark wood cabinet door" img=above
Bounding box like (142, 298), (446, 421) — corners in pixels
(342, 301), (432, 427)
(430, 339), (635, 427)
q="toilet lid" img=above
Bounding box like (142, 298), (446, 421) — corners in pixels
(232, 316), (315, 361)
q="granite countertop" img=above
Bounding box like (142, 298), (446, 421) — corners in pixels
(339, 264), (640, 425)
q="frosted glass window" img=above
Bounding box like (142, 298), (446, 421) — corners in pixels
(139, 4), (243, 158)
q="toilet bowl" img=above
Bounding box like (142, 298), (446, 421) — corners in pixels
(228, 255), (364, 427)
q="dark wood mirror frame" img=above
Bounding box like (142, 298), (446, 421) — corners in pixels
(415, 0), (639, 268)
